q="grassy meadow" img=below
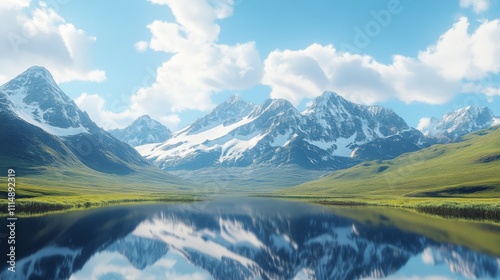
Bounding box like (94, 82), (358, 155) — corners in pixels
(0, 164), (198, 216)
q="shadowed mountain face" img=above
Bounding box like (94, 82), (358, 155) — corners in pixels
(139, 92), (429, 171)
(2, 199), (498, 280)
(0, 66), (149, 174)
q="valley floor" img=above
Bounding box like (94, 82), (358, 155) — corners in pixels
(0, 190), (199, 217)
(2, 182), (499, 224)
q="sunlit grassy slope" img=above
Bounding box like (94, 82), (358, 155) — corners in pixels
(283, 126), (500, 197)
(277, 126), (500, 219)
(0, 164), (197, 215)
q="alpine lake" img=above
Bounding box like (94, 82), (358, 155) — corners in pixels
(1, 198), (499, 280)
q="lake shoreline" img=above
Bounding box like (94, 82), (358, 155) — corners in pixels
(3, 193), (500, 223)
(254, 194), (500, 223)
(0, 193), (201, 217)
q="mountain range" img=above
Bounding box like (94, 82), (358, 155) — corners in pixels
(2, 66), (499, 188)
(137, 92), (429, 171)
(132, 98), (500, 177)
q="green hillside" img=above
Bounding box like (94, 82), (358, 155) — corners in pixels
(0, 112), (197, 215)
(0, 164), (197, 215)
(278, 126), (500, 220)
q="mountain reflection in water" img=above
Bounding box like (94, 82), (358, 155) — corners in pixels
(1, 198), (499, 280)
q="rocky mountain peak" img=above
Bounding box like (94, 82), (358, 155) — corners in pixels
(420, 105), (498, 143)
(0, 66), (91, 135)
(109, 115), (172, 147)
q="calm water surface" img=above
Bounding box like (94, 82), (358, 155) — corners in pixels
(1, 198), (499, 280)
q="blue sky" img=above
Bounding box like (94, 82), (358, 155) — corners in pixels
(1, 0), (500, 130)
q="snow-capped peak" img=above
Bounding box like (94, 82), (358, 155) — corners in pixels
(185, 96), (256, 135)
(302, 91), (346, 115)
(109, 115), (172, 147)
(1, 66), (70, 104)
(225, 95), (243, 104)
(133, 115), (159, 127)
(249, 98), (299, 119)
(419, 105), (497, 142)
(0, 66), (89, 136)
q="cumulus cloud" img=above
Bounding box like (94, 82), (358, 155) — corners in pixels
(134, 41), (262, 113)
(73, 3), (500, 130)
(263, 44), (394, 105)
(418, 17), (500, 80)
(0, 1), (106, 84)
(72, 0), (262, 129)
(120, 0), (263, 120)
(460, 0), (490, 13)
(263, 17), (500, 106)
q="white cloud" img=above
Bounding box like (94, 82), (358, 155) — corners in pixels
(462, 82), (500, 100)
(262, 17), (500, 106)
(460, 0), (490, 13)
(0, 0), (30, 10)
(75, 93), (130, 129)
(67, 3), (500, 130)
(148, 20), (190, 53)
(0, 1), (106, 84)
(74, 93), (181, 130)
(416, 118), (433, 132)
(134, 40), (149, 52)
(418, 17), (500, 80)
(70, 0), (261, 130)
(149, 0), (233, 44)
(133, 42), (262, 113)
(124, 0), (262, 119)
(263, 44), (395, 105)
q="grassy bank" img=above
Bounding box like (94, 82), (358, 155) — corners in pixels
(2, 193), (198, 216)
(0, 184), (199, 216)
(259, 194), (500, 222)
(0, 165), (200, 216)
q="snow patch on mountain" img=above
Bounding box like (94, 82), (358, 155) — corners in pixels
(0, 66), (89, 136)
(419, 105), (499, 143)
(140, 92), (426, 170)
(145, 116), (258, 162)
